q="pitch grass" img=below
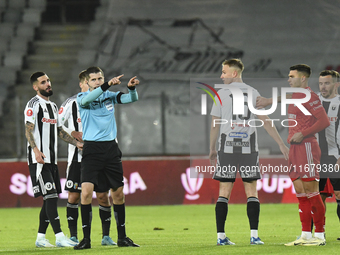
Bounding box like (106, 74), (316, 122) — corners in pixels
(0, 203), (339, 255)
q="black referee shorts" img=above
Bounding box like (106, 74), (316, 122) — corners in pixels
(81, 140), (124, 191)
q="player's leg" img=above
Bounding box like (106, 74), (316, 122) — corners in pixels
(215, 182), (234, 245)
(213, 152), (236, 245)
(243, 180), (263, 245)
(329, 178), (340, 240)
(301, 179), (326, 245)
(29, 164), (54, 247)
(96, 189), (116, 245)
(240, 152), (263, 245)
(39, 164), (77, 247)
(64, 162), (82, 242)
(67, 192), (80, 241)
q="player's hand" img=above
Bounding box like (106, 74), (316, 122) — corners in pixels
(108, 74), (124, 86)
(34, 147), (46, 164)
(128, 76), (140, 87)
(71, 131), (83, 142)
(256, 96), (271, 109)
(209, 150), (217, 166)
(289, 132), (304, 144)
(279, 144), (289, 160)
(76, 142), (83, 150)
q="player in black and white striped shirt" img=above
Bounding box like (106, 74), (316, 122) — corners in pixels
(58, 70), (116, 245)
(24, 72), (82, 248)
(316, 70), (340, 235)
(209, 59), (289, 246)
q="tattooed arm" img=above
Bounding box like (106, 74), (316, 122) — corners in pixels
(25, 121), (46, 164)
(57, 126), (83, 150)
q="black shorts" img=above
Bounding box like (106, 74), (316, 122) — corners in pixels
(65, 161), (110, 193)
(213, 152), (261, 182)
(319, 155), (340, 191)
(81, 140), (124, 191)
(29, 163), (61, 198)
(65, 161), (82, 192)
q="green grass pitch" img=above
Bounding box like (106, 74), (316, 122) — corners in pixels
(0, 203), (339, 254)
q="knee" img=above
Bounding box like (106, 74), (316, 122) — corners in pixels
(68, 192), (80, 204)
(97, 192), (110, 206)
(111, 189), (125, 204)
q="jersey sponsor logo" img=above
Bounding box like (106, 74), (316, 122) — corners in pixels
(288, 114), (296, 119)
(41, 118), (57, 124)
(313, 105), (323, 111)
(26, 109), (33, 117)
(58, 107), (63, 114)
(332, 106), (337, 110)
(329, 116), (338, 122)
(229, 132), (248, 138)
(77, 117), (81, 123)
(104, 101), (114, 112)
(309, 100), (320, 106)
(226, 141), (249, 147)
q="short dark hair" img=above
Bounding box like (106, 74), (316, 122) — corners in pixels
(85, 66), (104, 80)
(222, 59), (244, 72)
(289, 64), (311, 78)
(319, 70), (339, 83)
(332, 70), (339, 82)
(30, 72), (46, 85)
(78, 70), (87, 82)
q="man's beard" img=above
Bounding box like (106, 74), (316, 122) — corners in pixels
(40, 89), (53, 97)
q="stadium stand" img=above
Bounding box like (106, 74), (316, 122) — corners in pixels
(1, 0), (340, 159)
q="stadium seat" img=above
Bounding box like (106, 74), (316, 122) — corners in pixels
(0, 38), (9, 54)
(77, 49), (98, 66)
(0, 0), (7, 10)
(22, 8), (42, 27)
(0, 23), (16, 37)
(8, 0), (27, 10)
(15, 23), (37, 40)
(3, 51), (25, 70)
(9, 36), (30, 53)
(28, 0), (47, 11)
(0, 67), (18, 84)
(3, 9), (22, 23)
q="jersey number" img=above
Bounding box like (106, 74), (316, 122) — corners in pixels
(229, 93), (251, 120)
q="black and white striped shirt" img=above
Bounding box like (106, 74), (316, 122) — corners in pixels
(58, 94), (82, 164)
(24, 95), (60, 165)
(210, 82), (260, 154)
(317, 94), (340, 158)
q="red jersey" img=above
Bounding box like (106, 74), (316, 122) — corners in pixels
(287, 87), (328, 143)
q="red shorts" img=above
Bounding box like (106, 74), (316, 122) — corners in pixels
(320, 178), (334, 197)
(289, 140), (321, 182)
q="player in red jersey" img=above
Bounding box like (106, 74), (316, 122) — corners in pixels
(257, 64), (330, 246)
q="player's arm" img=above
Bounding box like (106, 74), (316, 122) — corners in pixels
(57, 126), (83, 150)
(257, 115), (289, 159)
(256, 94), (292, 109)
(289, 107), (330, 144)
(209, 115), (220, 166)
(25, 121), (46, 164)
